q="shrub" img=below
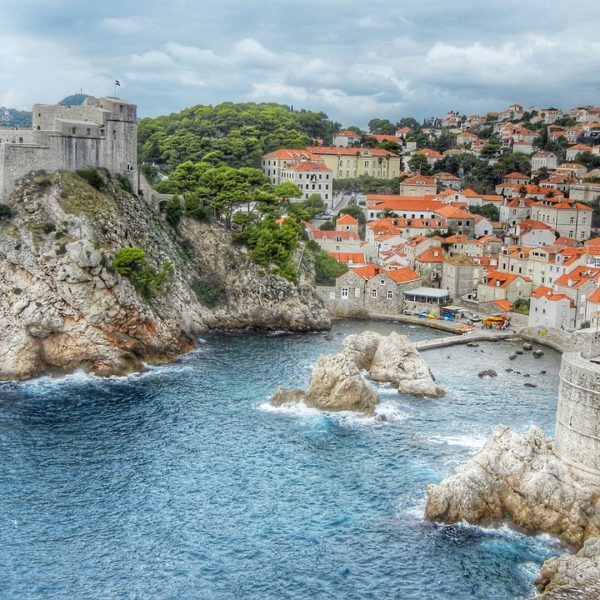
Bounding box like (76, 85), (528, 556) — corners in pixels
(112, 246), (173, 299)
(76, 167), (109, 191)
(34, 174), (52, 189)
(56, 243), (67, 255)
(42, 222), (56, 234)
(191, 277), (226, 308)
(116, 174), (133, 194)
(513, 298), (530, 315)
(0, 204), (14, 221)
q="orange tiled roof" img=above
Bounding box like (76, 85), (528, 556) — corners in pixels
(306, 146), (397, 157)
(416, 248), (446, 263)
(328, 252), (366, 264)
(287, 160), (331, 172)
(403, 174), (435, 186)
(263, 149), (317, 160)
(336, 213), (359, 225)
(386, 267), (422, 283)
(481, 270), (527, 288)
(555, 266), (600, 288)
(493, 299), (512, 312)
(434, 205), (473, 219)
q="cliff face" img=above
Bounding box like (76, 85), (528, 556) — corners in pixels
(425, 425), (600, 548)
(0, 171), (330, 379)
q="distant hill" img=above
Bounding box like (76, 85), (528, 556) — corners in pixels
(0, 108), (32, 128)
(59, 93), (94, 106)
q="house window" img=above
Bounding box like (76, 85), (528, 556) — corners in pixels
(380, 279), (386, 285)
(371, 289), (377, 299)
(387, 290), (393, 299)
(341, 288), (349, 299)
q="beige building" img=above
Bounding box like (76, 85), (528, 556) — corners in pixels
(305, 146), (402, 180)
(399, 174), (436, 196)
(529, 200), (592, 241)
(442, 256), (486, 301)
(477, 270), (532, 304)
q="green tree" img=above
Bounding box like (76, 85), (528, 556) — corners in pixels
(368, 118), (396, 135)
(469, 203), (499, 221)
(275, 182), (302, 203)
(408, 154), (433, 175)
(338, 205), (366, 225)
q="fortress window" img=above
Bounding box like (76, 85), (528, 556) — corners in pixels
(87, 128), (91, 136)
(72, 127), (76, 134)
(18, 137), (23, 143)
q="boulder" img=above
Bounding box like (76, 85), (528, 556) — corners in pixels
(342, 331), (382, 370)
(425, 425), (600, 548)
(478, 369), (497, 378)
(523, 342), (533, 351)
(535, 536), (600, 596)
(271, 388), (306, 407)
(369, 332), (444, 397)
(304, 354), (378, 414)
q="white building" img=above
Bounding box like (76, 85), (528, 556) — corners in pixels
(528, 286), (576, 329)
(280, 160), (333, 204)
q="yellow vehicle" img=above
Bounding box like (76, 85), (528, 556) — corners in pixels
(482, 315), (510, 329)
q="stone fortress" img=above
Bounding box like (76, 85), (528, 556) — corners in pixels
(0, 96), (138, 201)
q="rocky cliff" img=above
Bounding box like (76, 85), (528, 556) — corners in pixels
(0, 171), (330, 379)
(425, 425), (600, 548)
(425, 425), (600, 597)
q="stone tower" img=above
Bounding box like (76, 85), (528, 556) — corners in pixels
(554, 333), (600, 482)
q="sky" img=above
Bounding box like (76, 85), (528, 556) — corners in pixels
(2, 0), (599, 127)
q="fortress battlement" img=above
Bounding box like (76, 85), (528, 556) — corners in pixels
(0, 96), (138, 201)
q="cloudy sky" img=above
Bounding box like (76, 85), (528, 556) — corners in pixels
(2, 0), (599, 126)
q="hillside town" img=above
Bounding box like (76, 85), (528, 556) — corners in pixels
(261, 102), (600, 331)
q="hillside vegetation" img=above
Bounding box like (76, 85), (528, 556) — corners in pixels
(138, 102), (340, 171)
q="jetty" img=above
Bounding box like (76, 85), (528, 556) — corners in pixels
(415, 331), (515, 351)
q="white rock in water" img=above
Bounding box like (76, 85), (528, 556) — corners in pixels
(304, 354), (378, 414)
(369, 332), (444, 397)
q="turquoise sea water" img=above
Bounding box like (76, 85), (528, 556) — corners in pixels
(0, 321), (563, 599)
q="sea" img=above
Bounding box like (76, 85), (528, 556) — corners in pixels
(0, 320), (564, 599)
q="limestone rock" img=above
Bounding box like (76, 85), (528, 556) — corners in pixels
(304, 354), (378, 414)
(425, 425), (600, 548)
(342, 331), (382, 369)
(271, 388), (306, 407)
(369, 332), (444, 397)
(535, 537), (600, 595)
(0, 172), (330, 380)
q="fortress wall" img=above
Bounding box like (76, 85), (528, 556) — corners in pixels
(32, 105), (106, 130)
(555, 351), (600, 482)
(0, 130), (35, 144)
(1, 97), (138, 201)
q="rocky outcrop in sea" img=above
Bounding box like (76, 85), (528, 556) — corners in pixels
(425, 425), (600, 547)
(0, 171), (330, 379)
(272, 331), (443, 414)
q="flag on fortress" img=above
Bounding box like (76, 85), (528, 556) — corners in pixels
(115, 80), (121, 86)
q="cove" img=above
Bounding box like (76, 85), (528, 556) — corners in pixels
(0, 320), (563, 599)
